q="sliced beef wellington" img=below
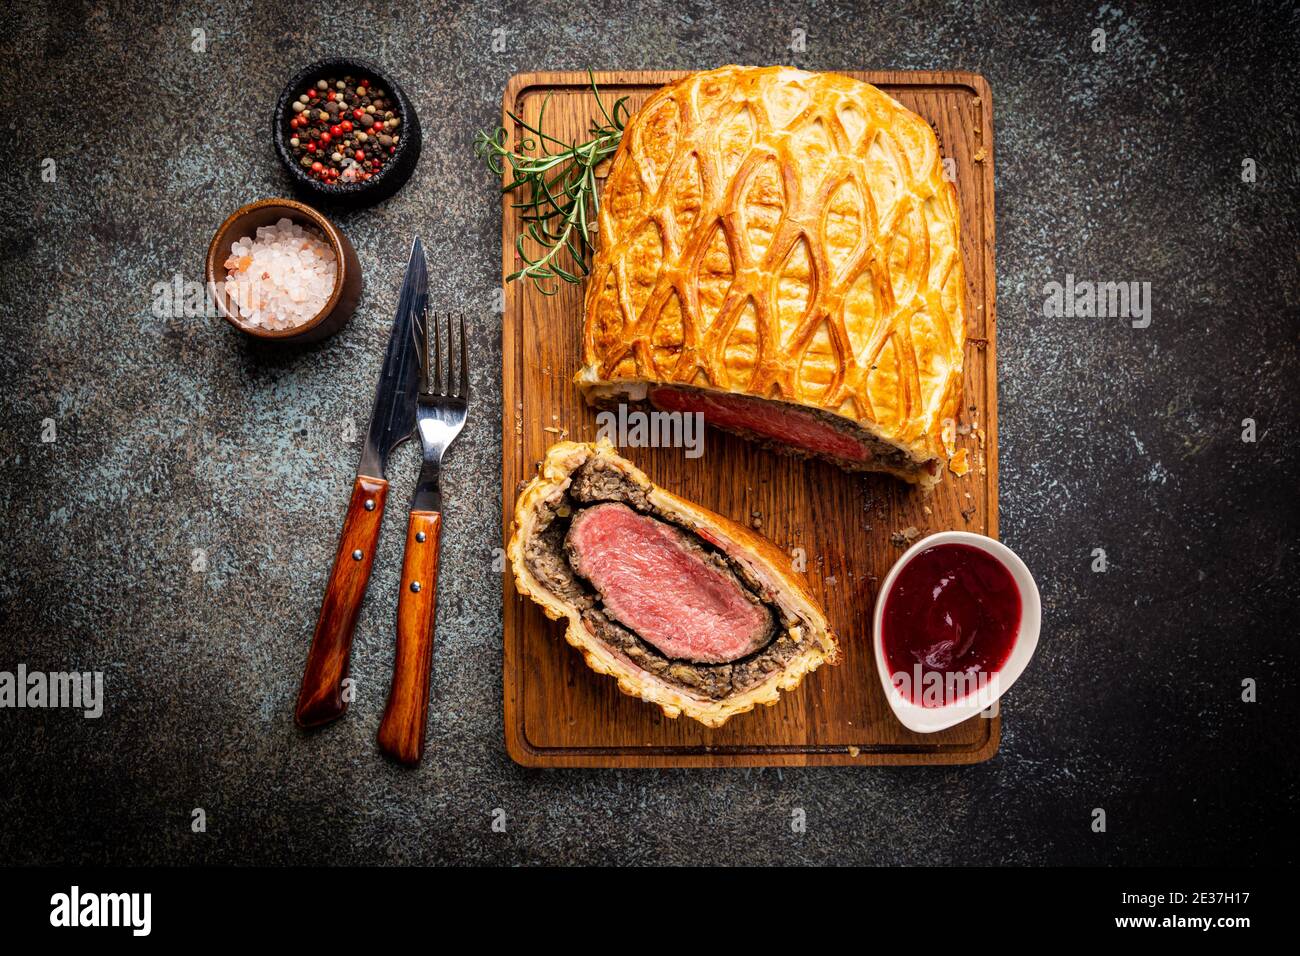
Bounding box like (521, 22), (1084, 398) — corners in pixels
(575, 66), (968, 487)
(509, 440), (839, 727)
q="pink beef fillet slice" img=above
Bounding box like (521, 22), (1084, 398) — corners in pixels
(565, 502), (774, 664)
(648, 387), (872, 463)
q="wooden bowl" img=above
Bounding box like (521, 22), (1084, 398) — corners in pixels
(205, 198), (362, 343)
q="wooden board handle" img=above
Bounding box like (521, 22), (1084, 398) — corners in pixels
(294, 475), (389, 728)
(377, 511), (442, 765)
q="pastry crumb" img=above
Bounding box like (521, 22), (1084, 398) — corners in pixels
(891, 526), (921, 547)
(949, 448), (971, 476)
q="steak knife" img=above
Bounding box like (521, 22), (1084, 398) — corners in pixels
(294, 238), (428, 729)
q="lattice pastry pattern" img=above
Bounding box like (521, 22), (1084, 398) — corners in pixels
(577, 66), (966, 475)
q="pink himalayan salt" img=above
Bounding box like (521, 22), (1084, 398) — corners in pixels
(223, 218), (337, 331)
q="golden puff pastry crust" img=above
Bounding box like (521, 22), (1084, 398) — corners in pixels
(508, 440), (840, 728)
(577, 66), (966, 485)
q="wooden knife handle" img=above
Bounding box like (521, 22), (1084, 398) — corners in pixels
(294, 475), (389, 728)
(377, 511), (442, 765)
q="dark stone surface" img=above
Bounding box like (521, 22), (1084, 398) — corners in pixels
(0, 1), (1295, 865)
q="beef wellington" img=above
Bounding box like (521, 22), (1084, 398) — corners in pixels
(575, 66), (968, 487)
(508, 440), (839, 727)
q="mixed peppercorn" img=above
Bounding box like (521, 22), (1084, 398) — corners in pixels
(287, 76), (401, 184)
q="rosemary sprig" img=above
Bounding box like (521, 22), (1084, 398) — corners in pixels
(475, 71), (629, 295)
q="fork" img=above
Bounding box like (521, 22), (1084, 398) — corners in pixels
(377, 311), (469, 765)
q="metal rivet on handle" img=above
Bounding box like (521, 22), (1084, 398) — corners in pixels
(364, 499), (376, 511)
(415, 531), (426, 542)
(410, 581), (421, 593)
(352, 549), (363, 561)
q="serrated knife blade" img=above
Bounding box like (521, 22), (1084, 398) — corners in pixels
(358, 237), (427, 479)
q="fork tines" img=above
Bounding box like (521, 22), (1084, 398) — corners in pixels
(421, 312), (469, 400)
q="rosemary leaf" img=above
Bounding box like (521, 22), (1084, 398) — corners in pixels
(475, 70), (628, 295)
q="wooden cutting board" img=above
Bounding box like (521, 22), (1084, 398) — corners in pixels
(500, 70), (998, 767)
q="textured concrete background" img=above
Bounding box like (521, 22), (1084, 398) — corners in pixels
(1, 0), (1296, 865)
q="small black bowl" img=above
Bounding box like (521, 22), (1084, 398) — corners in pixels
(272, 57), (421, 208)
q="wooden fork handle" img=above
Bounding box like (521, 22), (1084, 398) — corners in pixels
(378, 511), (442, 765)
(294, 475), (389, 728)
